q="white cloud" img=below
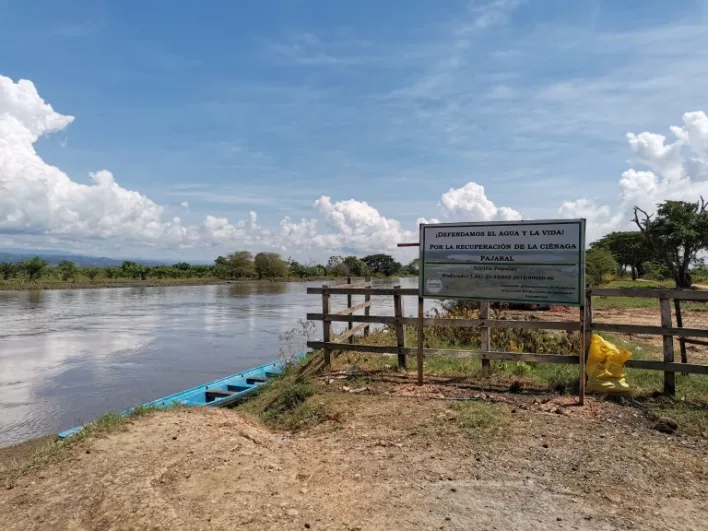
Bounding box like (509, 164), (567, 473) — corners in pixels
(439, 182), (522, 221)
(0, 75), (266, 249)
(471, 0), (524, 29)
(180, 201), (189, 208)
(562, 111), (708, 240)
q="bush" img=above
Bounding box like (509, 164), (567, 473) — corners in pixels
(586, 248), (617, 285)
(643, 261), (672, 281)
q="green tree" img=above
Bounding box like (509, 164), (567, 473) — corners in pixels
(634, 198), (708, 288)
(361, 254), (402, 276)
(214, 256), (233, 279)
(590, 231), (652, 280)
(58, 260), (78, 281)
(229, 251), (254, 279)
(121, 261), (140, 279)
(254, 252), (288, 279)
(0, 262), (18, 280)
(586, 247), (618, 286)
(84, 267), (100, 280)
(104, 266), (119, 279)
(326, 255), (348, 276)
(343, 256), (369, 277)
(21, 257), (49, 281)
(174, 262), (192, 278)
(402, 258), (419, 275)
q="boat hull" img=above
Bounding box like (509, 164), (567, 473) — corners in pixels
(57, 353), (305, 439)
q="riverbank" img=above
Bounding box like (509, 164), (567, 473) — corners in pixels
(0, 276), (376, 291)
(2, 353), (708, 530)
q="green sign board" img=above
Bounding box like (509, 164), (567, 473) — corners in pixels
(419, 219), (586, 306)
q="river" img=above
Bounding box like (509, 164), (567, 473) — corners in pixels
(0, 277), (427, 447)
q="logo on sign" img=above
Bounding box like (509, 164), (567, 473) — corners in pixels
(426, 278), (443, 294)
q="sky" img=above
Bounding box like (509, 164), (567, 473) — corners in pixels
(1, 0), (708, 263)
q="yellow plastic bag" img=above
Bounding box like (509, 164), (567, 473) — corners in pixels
(586, 334), (632, 394)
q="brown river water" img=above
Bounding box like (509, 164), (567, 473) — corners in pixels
(0, 278), (427, 447)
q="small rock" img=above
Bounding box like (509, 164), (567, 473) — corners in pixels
(172, 435), (178, 440)
(450, 487), (457, 492)
(300, 488), (309, 494)
(553, 407), (564, 415)
(445, 517), (451, 521)
(354, 473), (361, 479)
(286, 508), (299, 517)
(654, 419), (678, 434)
(542, 443), (549, 449)
(557, 517), (562, 522)
(305, 524), (311, 529)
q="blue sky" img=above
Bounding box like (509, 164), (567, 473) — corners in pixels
(1, 0), (708, 260)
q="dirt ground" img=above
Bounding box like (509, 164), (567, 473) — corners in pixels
(2, 379), (708, 531)
(523, 306), (708, 362)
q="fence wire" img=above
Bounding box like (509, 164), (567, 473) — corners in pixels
(675, 299), (708, 364)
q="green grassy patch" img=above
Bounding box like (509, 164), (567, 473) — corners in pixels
(593, 279), (674, 309)
(238, 355), (338, 432)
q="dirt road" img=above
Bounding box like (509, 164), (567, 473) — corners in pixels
(2, 388), (707, 531)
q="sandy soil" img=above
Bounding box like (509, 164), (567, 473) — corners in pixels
(2, 385), (707, 531)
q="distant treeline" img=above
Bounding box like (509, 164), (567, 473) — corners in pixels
(214, 252), (419, 280)
(0, 252), (419, 283)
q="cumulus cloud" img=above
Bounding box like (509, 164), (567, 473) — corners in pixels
(561, 111), (708, 240)
(439, 182), (522, 221)
(6, 74), (708, 257)
(0, 75), (266, 249)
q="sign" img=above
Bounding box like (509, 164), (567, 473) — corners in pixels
(419, 219), (586, 306)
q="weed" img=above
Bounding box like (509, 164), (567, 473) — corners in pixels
(239, 374), (334, 432)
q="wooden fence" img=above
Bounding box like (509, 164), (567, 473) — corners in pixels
(306, 281), (708, 403)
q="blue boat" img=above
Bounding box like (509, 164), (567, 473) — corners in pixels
(58, 353), (306, 439)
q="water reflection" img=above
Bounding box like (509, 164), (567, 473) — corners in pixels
(0, 278), (421, 447)
(28, 290), (44, 307)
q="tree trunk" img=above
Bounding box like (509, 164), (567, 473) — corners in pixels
(631, 264), (637, 281)
(676, 262), (692, 289)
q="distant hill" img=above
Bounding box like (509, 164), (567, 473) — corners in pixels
(0, 249), (174, 267)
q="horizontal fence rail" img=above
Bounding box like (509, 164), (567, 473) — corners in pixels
(307, 282), (708, 400)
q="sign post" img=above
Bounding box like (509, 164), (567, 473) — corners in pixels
(417, 219), (586, 400)
(419, 219), (585, 306)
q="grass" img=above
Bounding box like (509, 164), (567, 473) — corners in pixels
(592, 279), (669, 309)
(238, 355), (337, 432)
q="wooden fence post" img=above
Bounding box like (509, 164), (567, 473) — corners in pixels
(660, 297), (675, 396)
(363, 276), (371, 337)
(347, 276), (354, 344)
(480, 301), (491, 375)
(417, 296), (424, 385)
(579, 304), (586, 406)
(579, 287), (592, 405)
(322, 287), (332, 369)
(674, 299), (688, 366)
(393, 286), (406, 369)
